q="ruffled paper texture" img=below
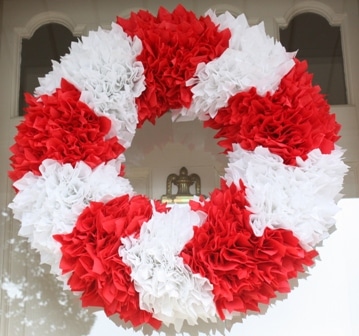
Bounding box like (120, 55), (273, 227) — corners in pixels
(54, 195), (166, 329)
(120, 205), (216, 331)
(175, 11), (295, 121)
(204, 59), (340, 166)
(117, 5), (230, 127)
(181, 181), (317, 318)
(224, 145), (348, 249)
(35, 22), (145, 148)
(7, 5), (348, 333)
(9, 159), (134, 276)
(9, 80), (124, 183)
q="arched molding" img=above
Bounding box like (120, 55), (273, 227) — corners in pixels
(276, 1), (346, 28)
(10, 12), (86, 119)
(275, 1), (353, 105)
(14, 11), (86, 39)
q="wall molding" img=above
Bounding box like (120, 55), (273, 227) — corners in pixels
(10, 12), (87, 119)
(15, 11), (86, 39)
(275, 1), (346, 28)
(125, 167), (152, 198)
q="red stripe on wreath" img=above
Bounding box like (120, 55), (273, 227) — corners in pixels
(9, 79), (124, 182)
(54, 194), (168, 329)
(182, 180), (318, 318)
(117, 5), (231, 127)
(204, 59), (340, 166)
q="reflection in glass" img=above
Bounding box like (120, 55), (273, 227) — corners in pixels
(18, 23), (77, 116)
(280, 13), (347, 105)
(1, 219), (95, 335)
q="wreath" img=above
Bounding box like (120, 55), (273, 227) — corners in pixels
(9, 5), (347, 332)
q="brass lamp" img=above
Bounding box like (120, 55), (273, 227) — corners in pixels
(161, 167), (201, 204)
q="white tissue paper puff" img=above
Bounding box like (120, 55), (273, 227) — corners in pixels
(174, 11), (295, 121)
(224, 145), (348, 250)
(120, 205), (217, 331)
(35, 22), (145, 148)
(9, 159), (134, 275)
